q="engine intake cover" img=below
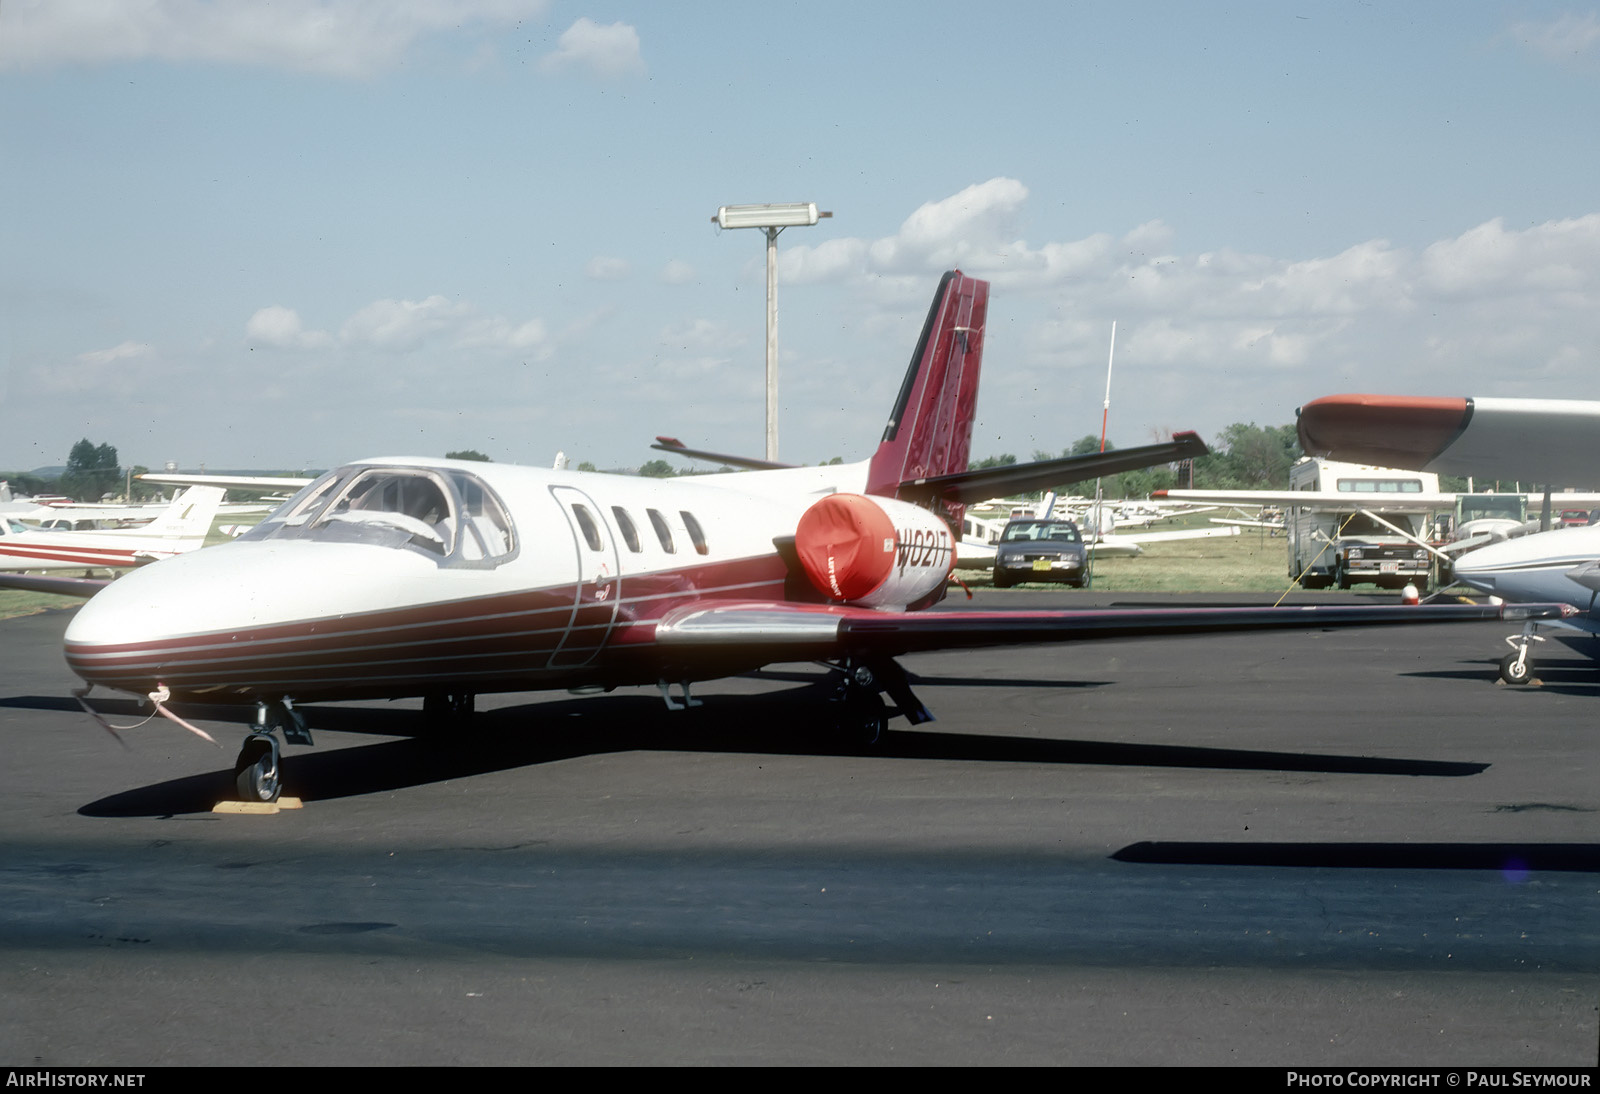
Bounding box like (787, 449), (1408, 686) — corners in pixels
(795, 494), (953, 608)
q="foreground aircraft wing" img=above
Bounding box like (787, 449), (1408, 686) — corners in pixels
(654, 599), (1570, 661)
(0, 573), (112, 596)
(1298, 395), (1600, 484)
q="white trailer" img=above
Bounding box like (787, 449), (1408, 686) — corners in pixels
(1287, 458), (1438, 590)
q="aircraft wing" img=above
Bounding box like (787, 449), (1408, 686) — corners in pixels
(1154, 488), (1463, 510)
(0, 573), (111, 597)
(655, 599), (1569, 661)
(1298, 395), (1600, 484)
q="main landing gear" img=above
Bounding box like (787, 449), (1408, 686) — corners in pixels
(826, 657), (933, 748)
(234, 699), (312, 803)
(423, 692), (476, 721)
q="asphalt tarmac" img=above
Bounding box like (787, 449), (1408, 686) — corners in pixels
(1, 593), (1596, 1066)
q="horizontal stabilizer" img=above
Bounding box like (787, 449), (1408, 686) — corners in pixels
(141, 472), (315, 490)
(651, 437), (797, 471)
(899, 433), (1208, 506)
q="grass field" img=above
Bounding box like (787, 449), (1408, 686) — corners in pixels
(963, 526), (1305, 594)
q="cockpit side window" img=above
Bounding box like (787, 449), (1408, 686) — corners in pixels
(450, 472), (515, 561)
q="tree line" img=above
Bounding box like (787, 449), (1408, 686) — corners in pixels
(974, 421), (1303, 499)
(0, 439), (147, 503)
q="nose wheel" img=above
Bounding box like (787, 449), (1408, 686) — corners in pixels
(232, 699), (311, 803)
(234, 733), (281, 803)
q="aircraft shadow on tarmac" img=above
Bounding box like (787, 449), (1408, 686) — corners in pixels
(56, 676), (1492, 817)
(1401, 655), (1600, 695)
(1113, 839), (1600, 873)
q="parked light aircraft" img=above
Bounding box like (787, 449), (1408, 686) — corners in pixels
(6, 279), (1566, 803)
(1297, 394), (1600, 682)
(0, 486), (223, 574)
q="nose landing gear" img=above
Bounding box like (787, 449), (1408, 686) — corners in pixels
(233, 699), (311, 803)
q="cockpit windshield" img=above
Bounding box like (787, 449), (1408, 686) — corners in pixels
(242, 465), (516, 566)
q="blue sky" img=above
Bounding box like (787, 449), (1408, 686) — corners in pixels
(4, 2), (1599, 475)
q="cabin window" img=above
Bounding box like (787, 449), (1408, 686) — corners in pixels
(612, 506), (642, 552)
(1336, 478), (1422, 493)
(680, 510), (709, 555)
(647, 508), (675, 553)
(572, 504), (604, 551)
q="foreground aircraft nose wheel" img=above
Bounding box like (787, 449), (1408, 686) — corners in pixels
(233, 734), (282, 803)
(1498, 651), (1533, 686)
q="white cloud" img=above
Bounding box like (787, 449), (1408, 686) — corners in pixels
(75, 340), (154, 367)
(245, 305), (334, 348)
(325, 294), (551, 357)
(779, 237), (869, 284)
(341, 295), (472, 349)
(1, 0), (550, 77)
(658, 318), (742, 352)
(585, 256), (632, 281)
(538, 18), (644, 79)
(1510, 12), (1600, 63)
(868, 178), (1031, 273)
(659, 260), (696, 285)
(31, 342), (162, 399)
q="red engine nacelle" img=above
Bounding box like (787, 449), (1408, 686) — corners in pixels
(793, 493), (954, 609)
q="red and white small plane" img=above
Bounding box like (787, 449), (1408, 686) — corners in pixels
(9, 279), (1565, 802)
(0, 486), (222, 576)
(1297, 393), (1600, 682)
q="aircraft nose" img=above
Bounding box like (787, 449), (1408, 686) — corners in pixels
(63, 539), (422, 697)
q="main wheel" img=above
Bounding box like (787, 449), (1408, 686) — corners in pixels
(423, 692), (476, 720)
(1499, 651), (1533, 685)
(834, 690), (888, 749)
(234, 738), (281, 803)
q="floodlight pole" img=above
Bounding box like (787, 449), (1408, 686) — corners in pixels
(765, 226), (779, 462)
(713, 202), (832, 462)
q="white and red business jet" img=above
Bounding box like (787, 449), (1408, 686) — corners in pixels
(9, 276), (1564, 803)
(1298, 394), (1600, 683)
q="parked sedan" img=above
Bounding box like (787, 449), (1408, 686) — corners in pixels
(993, 518), (1088, 588)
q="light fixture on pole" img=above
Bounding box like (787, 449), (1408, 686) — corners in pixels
(712, 202), (832, 461)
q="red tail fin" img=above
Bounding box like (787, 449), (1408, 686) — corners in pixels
(866, 271), (988, 520)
